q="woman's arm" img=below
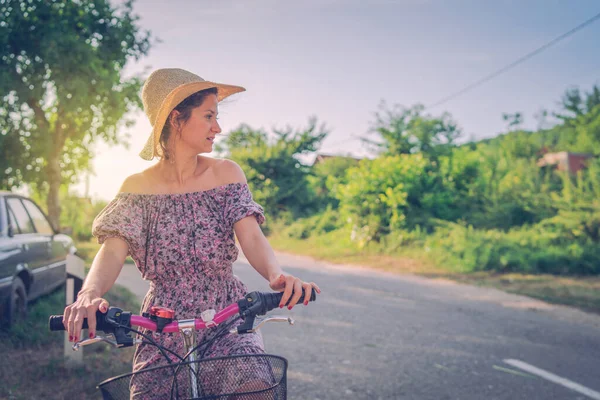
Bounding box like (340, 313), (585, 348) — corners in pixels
(234, 217), (283, 283)
(217, 159), (321, 308)
(81, 237), (128, 297)
(64, 175), (140, 341)
(63, 237), (128, 342)
(234, 217), (320, 309)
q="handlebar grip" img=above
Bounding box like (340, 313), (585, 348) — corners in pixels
(48, 315), (67, 331)
(48, 310), (109, 332)
(238, 288), (318, 326)
(266, 288), (317, 311)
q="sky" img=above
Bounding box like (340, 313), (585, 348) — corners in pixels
(72, 0), (600, 201)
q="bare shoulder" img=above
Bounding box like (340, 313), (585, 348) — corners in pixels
(117, 170), (153, 194)
(210, 158), (247, 185)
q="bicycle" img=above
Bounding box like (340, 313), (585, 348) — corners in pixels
(48, 288), (317, 399)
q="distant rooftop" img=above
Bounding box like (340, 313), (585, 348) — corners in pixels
(312, 153), (364, 166)
(537, 151), (594, 174)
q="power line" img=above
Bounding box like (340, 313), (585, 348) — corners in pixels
(322, 11), (600, 149)
(427, 11), (600, 110)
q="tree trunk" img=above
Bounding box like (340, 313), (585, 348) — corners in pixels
(46, 155), (62, 231)
(46, 119), (66, 232)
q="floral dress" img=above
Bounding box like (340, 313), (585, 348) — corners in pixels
(92, 182), (269, 398)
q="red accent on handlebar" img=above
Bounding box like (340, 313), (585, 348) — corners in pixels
(129, 304), (240, 333)
(149, 306), (175, 319)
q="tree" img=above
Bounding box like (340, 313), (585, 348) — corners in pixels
(307, 154), (360, 210)
(550, 85), (600, 153)
(0, 0), (151, 228)
(554, 85), (600, 125)
(534, 108), (550, 131)
(362, 103), (461, 160)
(502, 112), (523, 132)
(220, 117), (328, 220)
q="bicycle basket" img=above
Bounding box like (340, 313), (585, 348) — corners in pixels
(97, 354), (287, 400)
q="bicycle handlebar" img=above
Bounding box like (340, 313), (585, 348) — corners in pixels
(48, 288), (317, 334)
(48, 310), (108, 332)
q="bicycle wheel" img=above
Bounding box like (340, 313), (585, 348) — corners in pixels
(97, 354), (288, 399)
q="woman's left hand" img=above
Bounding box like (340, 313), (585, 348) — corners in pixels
(269, 273), (321, 309)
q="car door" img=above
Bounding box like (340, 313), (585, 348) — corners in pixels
(5, 197), (49, 300)
(0, 197), (26, 317)
(21, 198), (66, 294)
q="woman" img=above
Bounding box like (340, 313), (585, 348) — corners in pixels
(62, 68), (321, 397)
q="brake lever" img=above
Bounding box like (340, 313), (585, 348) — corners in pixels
(230, 316), (295, 334)
(72, 335), (142, 351)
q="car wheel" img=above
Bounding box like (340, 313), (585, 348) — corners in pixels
(6, 277), (28, 328)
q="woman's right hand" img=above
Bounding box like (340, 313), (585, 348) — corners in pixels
(62, 290), (109, 342)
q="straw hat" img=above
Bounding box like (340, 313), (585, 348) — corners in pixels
(139, 68), (246, 160)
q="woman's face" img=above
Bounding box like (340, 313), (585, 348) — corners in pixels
(173, 93), (221, 155)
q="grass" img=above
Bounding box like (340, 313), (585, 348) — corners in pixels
(268, 231), (600, 314)
(0, 284), (140, 400)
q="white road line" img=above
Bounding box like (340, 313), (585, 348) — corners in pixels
(504, 359), (600, 400)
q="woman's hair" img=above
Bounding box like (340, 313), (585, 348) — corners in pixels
(159, 87), (219, 160)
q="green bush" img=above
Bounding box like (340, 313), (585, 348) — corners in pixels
(313, 205), (342, 234)
(280, 206), (343, 240)
(334, 154), (430, 239)
(423, 216), (600, 275)
(307, 155), (360, 210)
(284, 219), (315, 240)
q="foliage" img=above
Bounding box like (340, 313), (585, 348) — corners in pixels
(362, 103), (461, 160)
(0, 0), (152, 226)
(270, 84), (600, 276)
(557, 104), (600, 155)
(280, 205), (343, 240)
(307, 154), (360, 210)
(3, 9), (599, 281)
(502, 112), (524, 131)
(27, 186), (108, 241)
(220, 117), (328, 221)
(554, 85), (600, 126)
(333, 154), (435, 243)
(423, 210), (600, 275)
(58, 193), (108, 241)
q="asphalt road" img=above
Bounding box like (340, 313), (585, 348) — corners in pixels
(116, 252), (600, 400)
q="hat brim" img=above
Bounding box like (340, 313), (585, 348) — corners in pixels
(139, 81), (245, 160)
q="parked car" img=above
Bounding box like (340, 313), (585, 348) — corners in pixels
(0, 192), (76, 328)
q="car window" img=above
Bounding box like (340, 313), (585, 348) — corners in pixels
(7, 205), (20, 234)
(6, 198), (35, 234)
(22, 199), (55, 235)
